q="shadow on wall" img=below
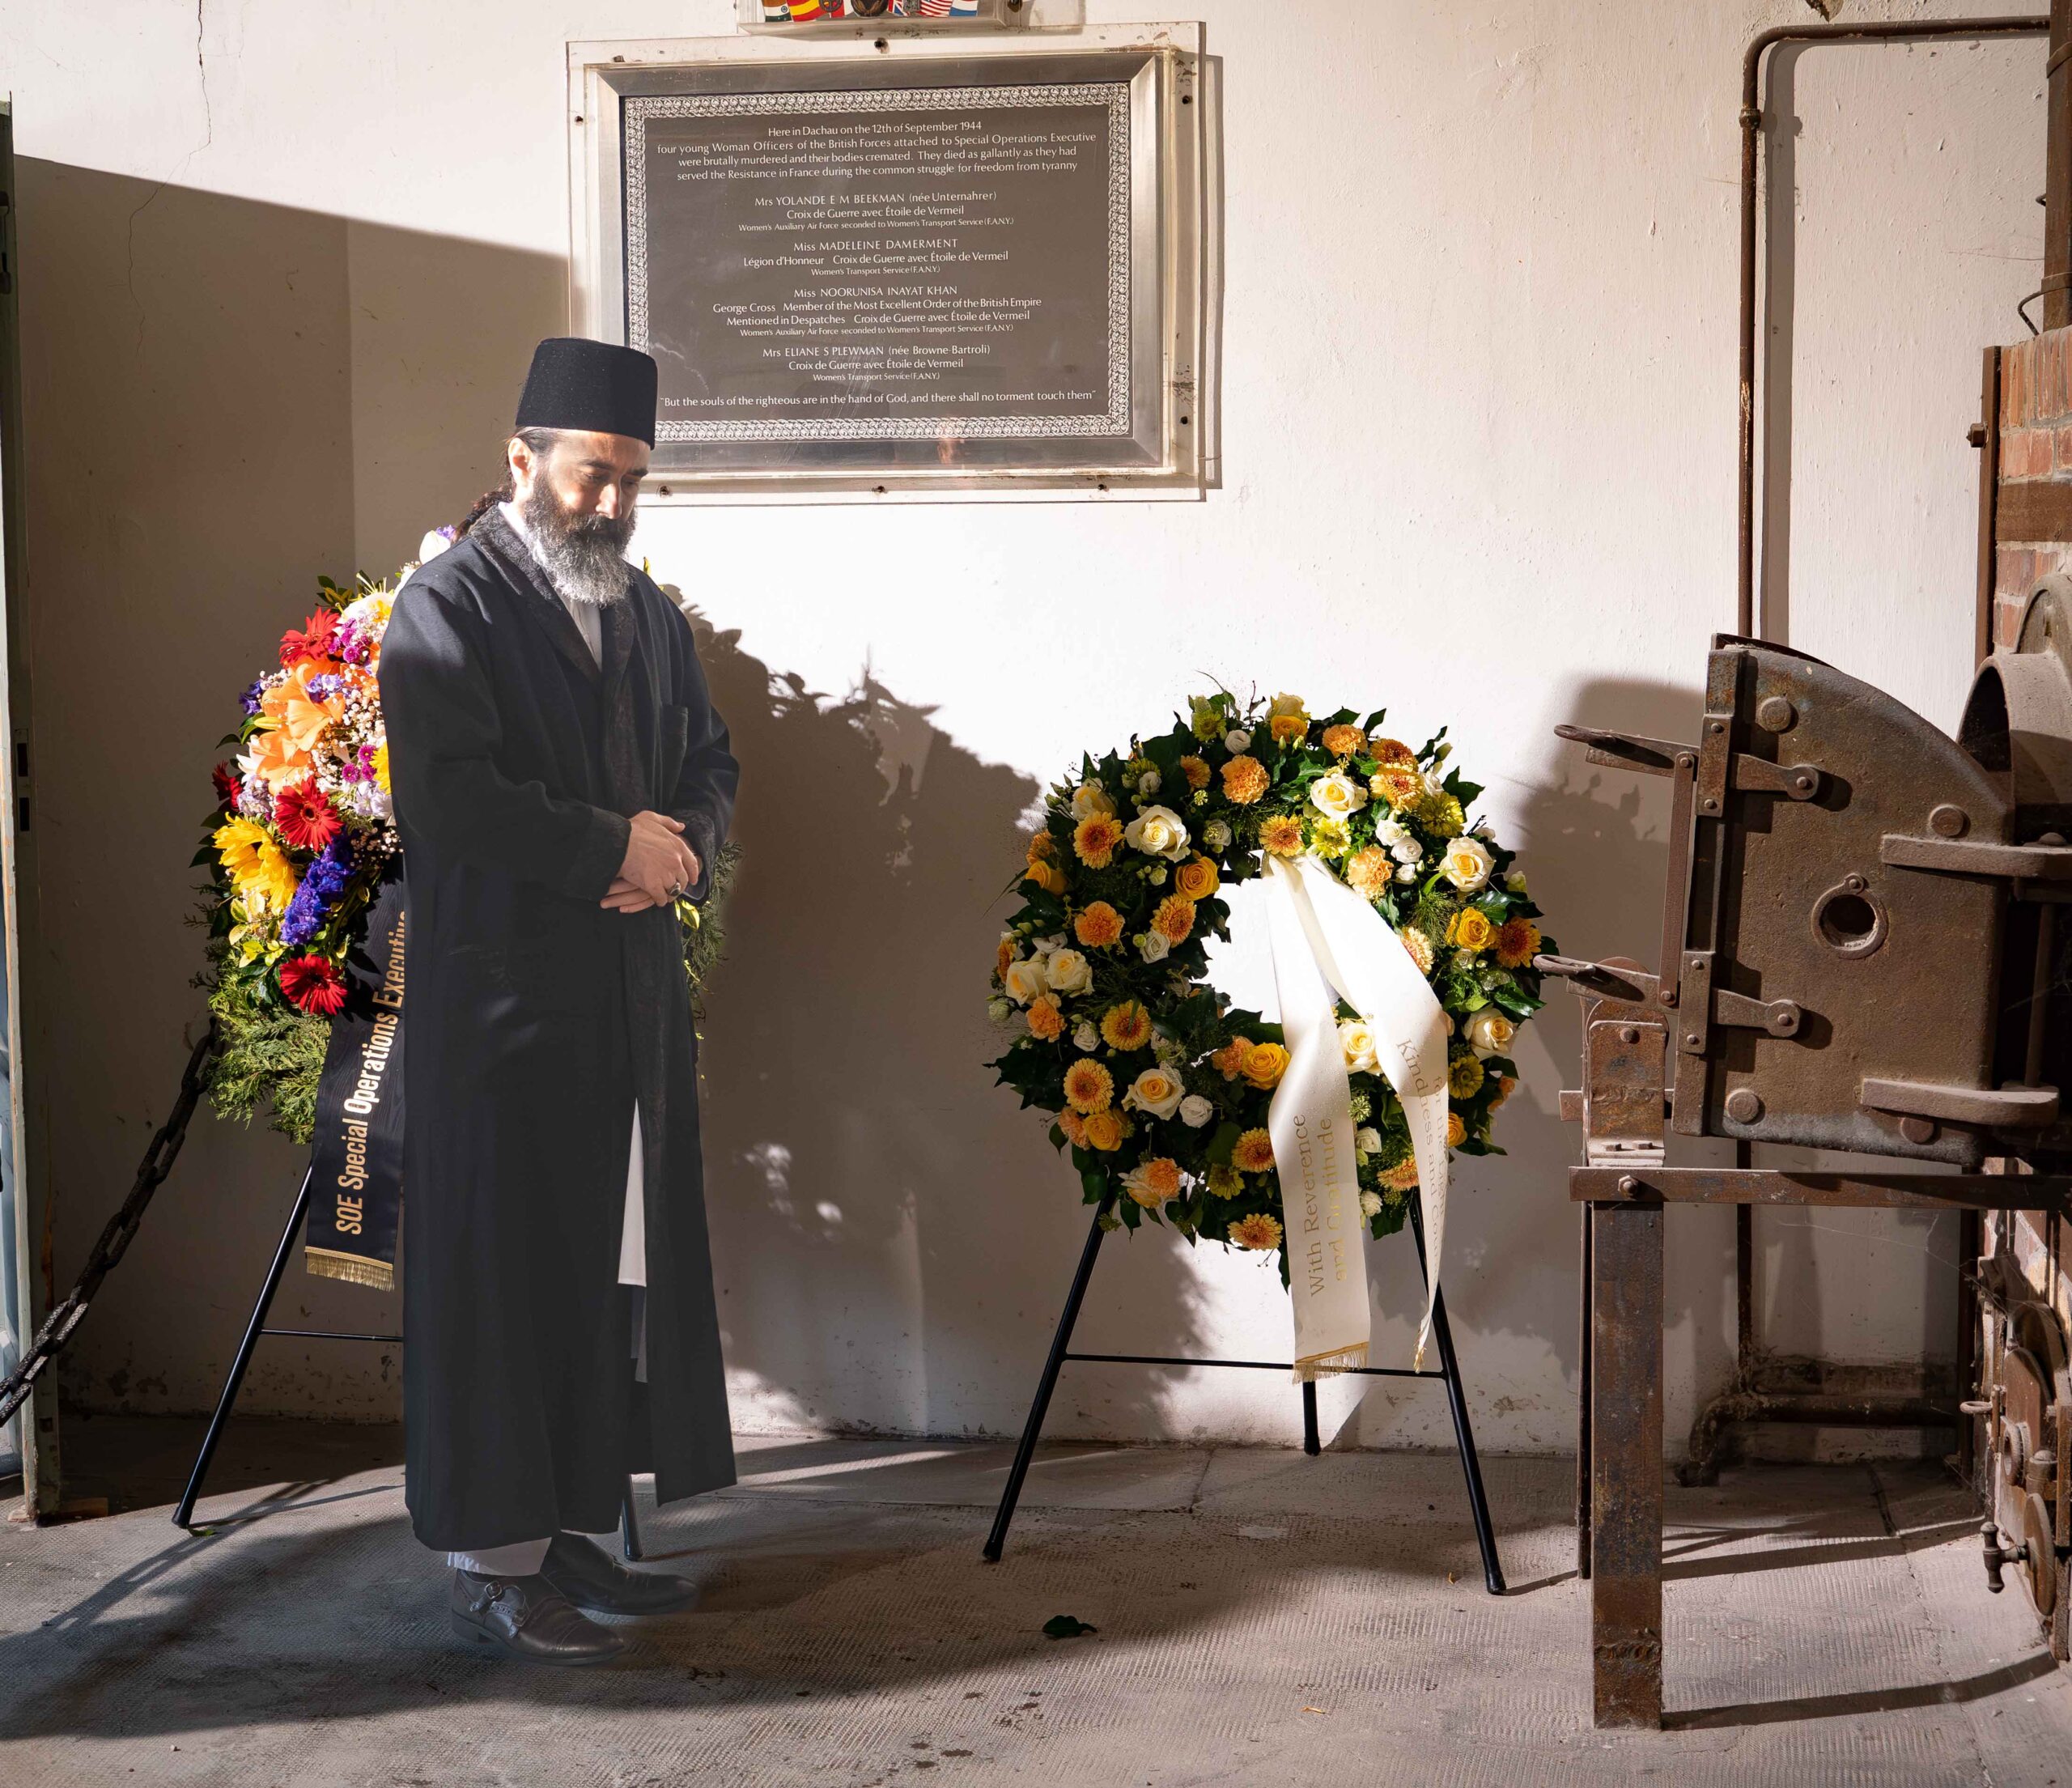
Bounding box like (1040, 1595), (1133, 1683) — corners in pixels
(15, 162), (561, 1420)
(1337, 673), (1737, 1453)
(673, 601), (1208, 1443)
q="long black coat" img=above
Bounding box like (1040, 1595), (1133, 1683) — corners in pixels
(380, 508), (739, 1552)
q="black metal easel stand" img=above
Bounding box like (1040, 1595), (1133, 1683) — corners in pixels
(172, 1169), (645, 1561)
(981, 1196), (1505, 1595)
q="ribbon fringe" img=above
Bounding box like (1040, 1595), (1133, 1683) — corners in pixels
(1293, 1343), (1370, 1384)
(304, 1247), (396, 1293)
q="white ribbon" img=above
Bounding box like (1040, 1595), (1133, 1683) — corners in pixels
(1263, 855), (1452, 1376)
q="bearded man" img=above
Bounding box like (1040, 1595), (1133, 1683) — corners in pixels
(380, 338), (738, 1664)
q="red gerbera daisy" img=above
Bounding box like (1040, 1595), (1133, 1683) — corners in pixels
(210, 761), (240, 808)
(278, 608), (341, 668)
(274, 777), (341, 852)
(278, 953), (348, 1016)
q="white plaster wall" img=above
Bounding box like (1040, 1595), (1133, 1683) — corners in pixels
(0, 0), (2044, 1459)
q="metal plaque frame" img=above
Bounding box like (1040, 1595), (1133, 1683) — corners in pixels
(568, 25), (1211, 503)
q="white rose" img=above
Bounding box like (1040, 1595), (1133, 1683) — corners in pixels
(1203, 818), (1233, 852)
(1030, 932), (1064, 958)
(1505, 869), (1529, 894)
(1466, 1008), (1516, 1057)
(1308, 771), (1369, 822)
(1179, 1094), (1215, 1128)
(1224, 728), (1253, 753)
(1071, 784), (1115, 822)
(1138, 929), (1172, 964)
(1003, 958), (1051, 1005)
(1338, 1018), (1382, 1075)
(1359, 1190), (1383, 1219)
(1073, 1021), (1100, 1051)
(1391, 839), (1424, 865)
(1442, 835), (1493, 892)
(1045, 949), (1093, 996)
(1377, 819), (1411, 849)
(1123, 1067), (1187, 1119)
(1137, 770), (1161, 797)
(1355, 1126), (1383, 1157)
(1396, 864), (1419, 883)
(1123, 804), (1191, 862)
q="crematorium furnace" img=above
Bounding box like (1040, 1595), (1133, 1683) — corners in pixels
(1539, 599), (2072, 1727)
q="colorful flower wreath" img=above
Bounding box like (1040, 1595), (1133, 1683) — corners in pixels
(199, 572), (401, 1024)
(197, 546), (739, 1142)
(986, 691), (1556, 1270)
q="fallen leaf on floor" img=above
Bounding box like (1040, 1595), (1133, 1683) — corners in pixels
(1302, 1706), (1329, 1715)
(1042, 1615), (1098, 1639)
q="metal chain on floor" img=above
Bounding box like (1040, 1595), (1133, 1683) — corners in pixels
(0, 1021), (219, 1429)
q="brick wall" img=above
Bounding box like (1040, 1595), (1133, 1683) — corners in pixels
(1993, 325), (2072, 648)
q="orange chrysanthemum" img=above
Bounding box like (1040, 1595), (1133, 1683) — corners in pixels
(1178, 754), (1212, 791)
(1259, 815), (1305, 857)
(1370, 737), (1418, 767)
(1212, 1037), (1254, 1081)
(1099, 1000), (1152, 1051)
(1221, 754), (1269, 805)
(1346, 845), (1393, 899)
(1495, 917), (1542, 970)
(1127, 1157), (1182, 1208)
(1073, 813), (1124, 868)
(1027, 995), (1065, 1042)
(1152, 894), (1197, 944)
(1241, 1043), (1290, 1091)
(1321, 724), (1365, 760)
(1174, 855), (1220, 901)
(1381, 1158), (1420, 1192)
(1232, 1128), (1276, 1174)
(1075, 901), (1125, 949)
(1082, 1108), (1127, 1151)
(1230, 1213), (1284, 1251)
(1063, 1059), (1115, 1115)
(1057, 1109), (1089, 1148)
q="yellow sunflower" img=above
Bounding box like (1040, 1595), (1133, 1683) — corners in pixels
(1231, 1213), (1284, 1251)
(1100, 1000), (1153, 1051)
(1063, 1059), (1115, 1115)
(1232, 1128), (1276, 1173)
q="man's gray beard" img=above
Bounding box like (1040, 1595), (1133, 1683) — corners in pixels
(518, 481), (634, 608)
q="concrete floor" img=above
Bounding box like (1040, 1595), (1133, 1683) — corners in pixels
(0, 1420), (2068, 1786)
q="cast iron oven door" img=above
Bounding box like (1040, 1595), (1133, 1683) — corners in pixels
(1679, 638), (2027, 1166)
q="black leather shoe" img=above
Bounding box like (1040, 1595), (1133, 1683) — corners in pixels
(448, 1570), (626, 1664)
(539, 1531), (700, 1616)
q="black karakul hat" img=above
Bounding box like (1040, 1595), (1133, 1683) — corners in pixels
(515, 338), (659, 446)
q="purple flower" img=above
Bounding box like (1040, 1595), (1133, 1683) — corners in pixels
(240, 677), (266, 716)
(307, 673), (342, 701)
(279, 835), (357, 949)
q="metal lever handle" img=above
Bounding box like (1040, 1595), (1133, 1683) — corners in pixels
(1959, 1399), (1993, 1416)
(1981, 1518), (2031, 1593)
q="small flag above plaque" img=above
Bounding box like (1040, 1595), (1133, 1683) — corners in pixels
(743, 0), (1017, 28)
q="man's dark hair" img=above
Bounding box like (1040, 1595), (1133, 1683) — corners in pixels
(457, 427), (562, 536)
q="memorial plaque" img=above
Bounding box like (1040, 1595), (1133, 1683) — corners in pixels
(626, 86), (1129, 448)
(571, 32), (1208, 498)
